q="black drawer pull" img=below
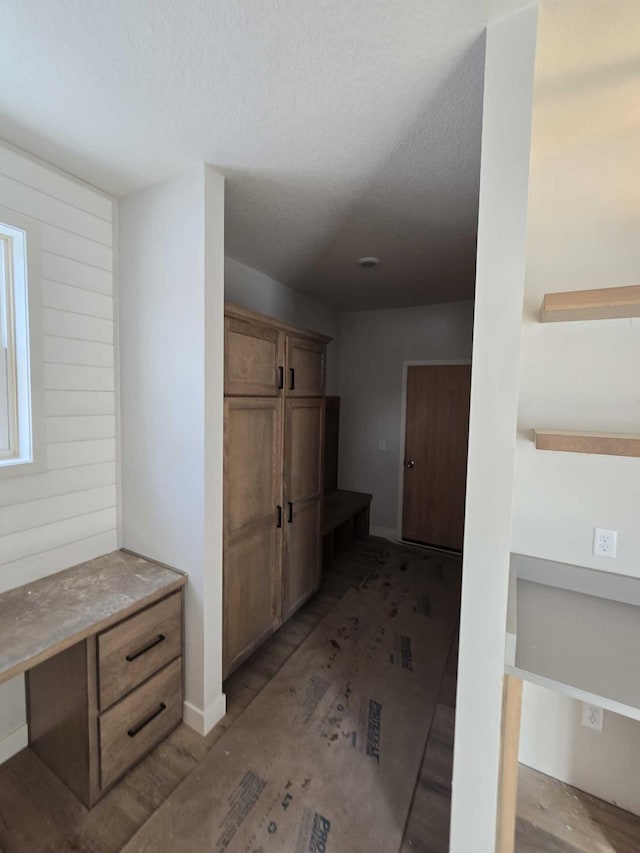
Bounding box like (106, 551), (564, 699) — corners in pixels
(289, 367), (295, 390)
(278, 365), (284, 389)
(287, 501), (293, 523)
(276, 505), (282, 528)
(127, 702), (167, 738)
(125, 634), (166, 662)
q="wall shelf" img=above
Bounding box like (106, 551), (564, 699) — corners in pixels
(540, 285), (640, 323)
(534, 429), (640, 458)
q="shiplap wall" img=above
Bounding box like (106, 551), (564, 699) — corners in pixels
(0, 143), (115, 755)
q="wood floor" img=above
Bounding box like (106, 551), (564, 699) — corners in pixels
(1, 537), (639, 852)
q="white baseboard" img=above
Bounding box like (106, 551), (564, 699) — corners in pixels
(0, 723), (28, 765)
(370, 525), (397, 540)
(183, 692), (227, 736)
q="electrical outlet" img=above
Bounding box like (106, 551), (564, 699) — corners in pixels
(378, 440), (386, 451)
(593, 528), (618, 559)
(582, 703), (604, 732)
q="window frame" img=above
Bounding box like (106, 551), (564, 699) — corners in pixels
(1, 228), (23, 462)
(0, 208), (43, 478)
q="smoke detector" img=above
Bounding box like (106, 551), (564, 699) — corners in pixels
(356, 256), (380, 269)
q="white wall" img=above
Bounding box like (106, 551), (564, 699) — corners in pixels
(337, 302), (474, 536)
(0, 142), (116, 758)
(119, 165), (225, 735)
(225, 256), (340, 395)
(513, 0), (640, 813)
(450, 8), (538, 852)
(520, 682), (640, 816)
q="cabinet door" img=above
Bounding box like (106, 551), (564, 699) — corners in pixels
(283, 398), (324, 619)
(224, 398), (283, 676)
(286, 336), (326, 397)
(225, 316), (284, 396)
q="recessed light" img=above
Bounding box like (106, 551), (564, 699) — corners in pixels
(356, 257), (380, 268)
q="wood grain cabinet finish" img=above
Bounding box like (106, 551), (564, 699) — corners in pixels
(283, 398), (324, 618)
(98, 592), (182, 710)
(286, 336), (326, 398)
(223, 304), (329, 677)
(99, 657), (183, 790)
(223, 397), (282, 675)
(225, 315), (284, 396)
(27, 589), (184, 808)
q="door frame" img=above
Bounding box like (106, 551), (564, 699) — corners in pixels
(395, 359), (472, 544)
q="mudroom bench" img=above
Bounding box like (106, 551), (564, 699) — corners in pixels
(322, 489), (372, 566)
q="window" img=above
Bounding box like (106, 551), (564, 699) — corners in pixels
(0, 220), (33, 467)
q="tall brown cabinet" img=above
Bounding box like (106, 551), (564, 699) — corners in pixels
(223, 304), (330, 676)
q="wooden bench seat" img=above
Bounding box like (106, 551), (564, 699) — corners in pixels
(322, 489), (372, 565)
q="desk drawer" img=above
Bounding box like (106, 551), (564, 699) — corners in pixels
(98, 592), (182, 709)
(99, 657), (182, 790)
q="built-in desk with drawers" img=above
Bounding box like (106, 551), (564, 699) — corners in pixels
(0, 550), (187, 807)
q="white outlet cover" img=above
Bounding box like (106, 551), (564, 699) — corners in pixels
(378, 440), (386, 451)
(582, 703), (604, 732)
(593, 527), (618, 559)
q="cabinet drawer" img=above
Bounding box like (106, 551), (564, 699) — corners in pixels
(99, 657), (182, 791)
(98, 592), (182, 709)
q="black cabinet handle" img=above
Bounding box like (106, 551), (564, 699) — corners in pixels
(278, 366), (284, 390)
(125, 634), (166, 662)
(287, 502), (293, 523)
(276, 505), (282, 528)
(127, 703), (167, 737)
(289, 368), (295, 391)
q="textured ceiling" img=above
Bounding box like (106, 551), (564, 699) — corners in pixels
(0, 0), (528, 310)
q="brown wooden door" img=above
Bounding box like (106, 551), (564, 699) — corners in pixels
(286, 336), (326, 397)
(283, 398), (323, 618)
(223, 397), (282, 676)
(225, 315), (285, 396)
(401, 364), (471, 551)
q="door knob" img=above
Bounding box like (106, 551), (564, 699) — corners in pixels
(404, 460), (415, 469)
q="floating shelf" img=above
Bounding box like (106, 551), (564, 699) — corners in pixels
(540, 285), (640, 323)
(534, 429), (640, 458)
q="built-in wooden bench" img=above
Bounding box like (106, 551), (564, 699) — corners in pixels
(323, 489), (372, 566)
(0, 550), (187, 807)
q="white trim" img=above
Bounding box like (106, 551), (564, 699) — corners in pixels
(0, 207), (44, 478)
(112, 201), (122, 547)
(183, 692), (227, 736)
(396, 359), (472, 542)
(0, 723), (28, 765)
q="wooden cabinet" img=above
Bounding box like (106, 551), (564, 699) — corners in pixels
(223, 397), (282, 674)
(98, 592), (182, 710)
(283, 398), (323, 618)
(223, 304), (329, 677)
(286, 335), (326, 397)
(225, 314), (284, 396)
(26, 572), (185, 808)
